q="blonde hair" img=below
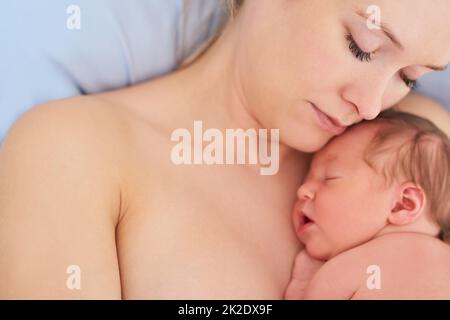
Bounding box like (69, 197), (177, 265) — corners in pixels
(360, 110), (450, 244)
(226, 0), (245, 17)
(179, 0), (245, 69)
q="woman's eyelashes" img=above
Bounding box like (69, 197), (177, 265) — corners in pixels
(400, 73), (418, 89)
(346, 34), (372, 62)
(345, 33), (417, 89)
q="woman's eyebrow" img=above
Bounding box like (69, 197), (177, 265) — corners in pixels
(355, 10), (403, 50)
(355, 10), (448, 71)
(426, 64), (448, 72)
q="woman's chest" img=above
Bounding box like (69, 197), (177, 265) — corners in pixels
(116, 157), (301, 299)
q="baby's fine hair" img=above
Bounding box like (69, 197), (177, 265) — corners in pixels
(360, 110), (450, 244)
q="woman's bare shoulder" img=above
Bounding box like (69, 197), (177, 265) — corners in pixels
(2, 95), (132, 160)
(0, 96), (130, 298)
(394, 92), (450, 136)
(14, 94), (129, 136)
(0, 95), (134, 221)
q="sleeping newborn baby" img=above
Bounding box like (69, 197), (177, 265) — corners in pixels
(285, 110), (450, 300)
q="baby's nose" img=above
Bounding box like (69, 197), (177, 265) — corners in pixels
(297, 184), (314, 201)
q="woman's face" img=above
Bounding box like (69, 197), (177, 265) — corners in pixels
(234, 0), (450, 152)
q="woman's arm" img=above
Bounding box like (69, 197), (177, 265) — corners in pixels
(394, 92), (450, 137)
(0, 99), (125, 299)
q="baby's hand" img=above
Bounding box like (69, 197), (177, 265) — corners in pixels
(284, 250), (325, 300)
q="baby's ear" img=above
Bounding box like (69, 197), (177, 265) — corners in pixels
(388, 182), (426, 226)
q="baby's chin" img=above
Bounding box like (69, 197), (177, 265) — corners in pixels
(304, 241), (337, 261)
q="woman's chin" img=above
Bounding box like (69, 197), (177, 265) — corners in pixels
(287, 133), (331, 153)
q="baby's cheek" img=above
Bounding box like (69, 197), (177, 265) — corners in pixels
(324, 208), (353, 233)
(322, 214), (361, 251)
(305, 235), (334, 261)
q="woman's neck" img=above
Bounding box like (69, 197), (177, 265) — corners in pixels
(164, 21), (299, 163)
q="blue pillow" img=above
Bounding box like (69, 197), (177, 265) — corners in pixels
(0, 0), (226, 141)
(415, 68), (450, 111)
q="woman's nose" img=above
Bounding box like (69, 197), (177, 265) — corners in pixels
(341, 75), (387, 121)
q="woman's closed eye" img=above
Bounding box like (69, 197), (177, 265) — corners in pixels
(400, 72), (417, 89)
(346, 34), (372, 62)
(345, 34), (417, 89)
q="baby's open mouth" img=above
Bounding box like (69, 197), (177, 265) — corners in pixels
(297, 210), (315, 235)
(303, 215), (313, 224)
(293, 201), (316, 236)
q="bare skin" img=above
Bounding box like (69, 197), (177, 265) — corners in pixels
(0, 70), (447, 300)
(285, 121), (450, 299)
(105, 75), (309, 299)
(0, 74), (308, 299)
(288, 234), (450, 299)
(1, 0), (450, 299)
(394, 93), (450, 137)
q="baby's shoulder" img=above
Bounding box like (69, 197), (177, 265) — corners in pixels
(346, 234), (450, 299)
(329, 234), (450, 276)
(351, 233), (450, 263)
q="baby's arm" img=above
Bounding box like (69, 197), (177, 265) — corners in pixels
(285, 250), (324, 299)
(303, 256), (359, 300)
(286, 249), (363, 300)
(304, 245), (382, 299)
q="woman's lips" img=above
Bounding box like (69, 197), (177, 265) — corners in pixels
(310, 103), (347, 136)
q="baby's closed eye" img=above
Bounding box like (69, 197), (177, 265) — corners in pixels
(324, 176), (342, 181)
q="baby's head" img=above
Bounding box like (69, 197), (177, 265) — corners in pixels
(293, 110), (450, 260)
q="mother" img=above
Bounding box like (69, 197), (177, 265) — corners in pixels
(1, 0), (450, 299)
